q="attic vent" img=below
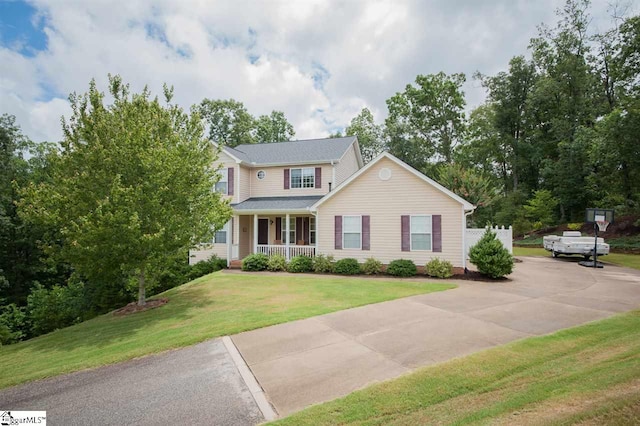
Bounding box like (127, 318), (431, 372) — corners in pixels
(379, 167), (392, 181)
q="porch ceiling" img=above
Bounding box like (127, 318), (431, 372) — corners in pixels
(231, 196), (323, 214)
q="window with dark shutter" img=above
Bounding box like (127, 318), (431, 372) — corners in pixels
(401, 215), (410, 251)
(275, 217), (281, 242)
(227, 167), (234, 196)
(432, 215), (442, 252)
(315, 167), (322, 189)
(362, 215), (370, 250)
(284, 169), (290, 189)
(334, 216), (342, 250)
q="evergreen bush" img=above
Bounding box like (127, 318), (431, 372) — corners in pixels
(287, 255), (313, 273)
(469, 229), (514, 278)
(241, 253), (269, 271)
(333, 258), (361, 275)
(387, 259), (417, 277)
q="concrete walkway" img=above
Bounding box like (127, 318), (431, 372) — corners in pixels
(232, 257), (640, 416)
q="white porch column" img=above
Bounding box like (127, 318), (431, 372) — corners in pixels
(226, 219), (232, 268)
(253, 214), (258, 254)
(285, 213), (290, 261)
(314, 213), (318, 254)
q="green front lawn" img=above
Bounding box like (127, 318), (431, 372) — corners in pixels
(514, 246), (640, 270)
(0, 272), (453, 389)
(274, 310), (640, 425)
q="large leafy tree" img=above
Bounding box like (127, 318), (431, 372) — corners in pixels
(345, 108), (384, 163)
(255, 110), (295, 143)
(529, 0), (605, 220)
(475, 56), (538, 192)
(385, 72), (466, 172)
(594, 15), (640, 206)
(20, 76), (232, 306)
(198, 98), (256, 147)
(455, 104), (505, 183)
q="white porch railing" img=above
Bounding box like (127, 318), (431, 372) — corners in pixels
(256, 244), (316, 258)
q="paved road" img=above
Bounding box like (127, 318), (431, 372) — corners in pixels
(0, 339), (263, 426)
(232, 257), (640, 416)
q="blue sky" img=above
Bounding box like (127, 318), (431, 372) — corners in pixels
(0, 0), (631, 143)
(0, 0), (47, 55)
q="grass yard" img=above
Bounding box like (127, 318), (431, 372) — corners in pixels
(0, 272), (453, 389)
(514, 246), (640, 270)
(273, 310), (640, 425)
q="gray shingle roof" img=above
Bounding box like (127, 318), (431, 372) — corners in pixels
(223, 136), (357, 166)
(232, 196), (324, 211)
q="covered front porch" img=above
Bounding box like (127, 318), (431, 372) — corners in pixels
(229, 196), (322, 261)
(244, 214), (316, 259)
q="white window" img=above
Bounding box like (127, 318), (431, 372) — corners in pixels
(257, 170), (266, 180)
(411, 215), (432, 251)
(212, 221), (228, 244)
(291, 168), (315, 189)
(281, 217), (296, 243)
(343, 216), (361, 249)
(310, 217), (316, 244)
(215, 168), (228, 194)
(214, 229), (227, 244)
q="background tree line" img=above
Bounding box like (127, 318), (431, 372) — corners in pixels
(344, 0), (640, 233)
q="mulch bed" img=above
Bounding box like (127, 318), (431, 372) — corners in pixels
(451, 270), (510, 282)
(113, 298), (169, 316)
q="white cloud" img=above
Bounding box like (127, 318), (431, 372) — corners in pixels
(0, 0), (624, 142)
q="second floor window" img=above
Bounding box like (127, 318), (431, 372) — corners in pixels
(215, 168), (228, 194)
(291, 168), (315, 188)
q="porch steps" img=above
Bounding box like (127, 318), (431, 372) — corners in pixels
(229, 260), (243, 270)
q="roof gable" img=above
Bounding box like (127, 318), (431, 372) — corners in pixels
(312, 152), (475, 211)
(221, 136), (358, 166)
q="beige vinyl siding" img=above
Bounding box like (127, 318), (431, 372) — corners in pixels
(316, 156), (464, 267)
(334, 144), (360, 187)
(189, 245), (227, 265)
(239, 165), (251, 202)
(249, 164), (333, 197)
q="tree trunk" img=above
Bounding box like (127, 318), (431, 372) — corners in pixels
(137, 269), (146, 306)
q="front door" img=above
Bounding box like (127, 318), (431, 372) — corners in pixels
(258, 218), (269, 245)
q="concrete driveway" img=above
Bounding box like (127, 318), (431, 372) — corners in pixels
(0, 339), (263, 426)
(232, 257), (640, 416)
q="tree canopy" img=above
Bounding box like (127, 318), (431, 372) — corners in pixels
(19, 76), (232, 306)
(198, 99), (295, 146)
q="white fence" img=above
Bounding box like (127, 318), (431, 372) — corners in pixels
(466, 226), (513, 258)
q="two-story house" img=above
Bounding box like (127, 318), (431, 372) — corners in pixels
(190, 136), (475, 270)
